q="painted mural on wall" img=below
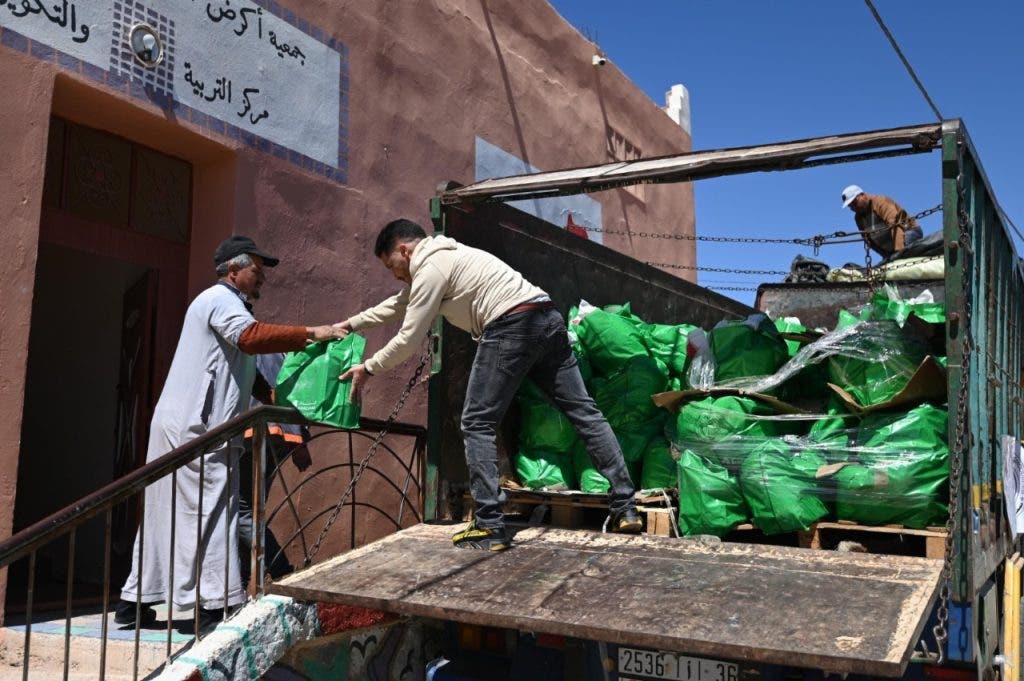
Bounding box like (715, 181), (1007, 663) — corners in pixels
(475, 136), (603, 245)
(268, 619), (438, 681)
(0, 0), (348, 181)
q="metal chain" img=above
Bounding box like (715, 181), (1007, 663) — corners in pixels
(645, 262), (787, 276)
(643, 204), (941, 283)
(862, 237), (879, 293)
(817, 204), (944, 253)
(303, 344), (431, 567)
(570, 204), (942, 252)
(932, 146), (971, 664)
(572, 223), (815, 245)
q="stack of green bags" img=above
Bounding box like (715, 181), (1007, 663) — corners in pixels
(670, 288), (949, 536)
(515, 302), (693, 492)
(514, 288), (951, 539)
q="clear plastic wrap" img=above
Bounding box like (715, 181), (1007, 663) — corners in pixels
(512, 291), (948, 536)
(668, 400), (949, 536)
(716, 319), (929, 408)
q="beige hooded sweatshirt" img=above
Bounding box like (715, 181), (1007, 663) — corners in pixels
(349, 235), (547, 374)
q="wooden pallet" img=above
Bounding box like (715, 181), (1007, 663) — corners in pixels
(799, 521), (948, 558)
(463, 487), (947, 555)
(463, 486), (675, 535)
(717, 521), (947, 558)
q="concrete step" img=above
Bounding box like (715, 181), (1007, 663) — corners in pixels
(0, 607), (195, 680)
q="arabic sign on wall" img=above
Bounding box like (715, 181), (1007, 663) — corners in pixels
(0, 0), (346, 180)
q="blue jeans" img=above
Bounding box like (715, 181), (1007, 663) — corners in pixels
(462, 307), (636, 530)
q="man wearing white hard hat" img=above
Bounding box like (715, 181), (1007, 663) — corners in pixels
(841, 185), (923, 258)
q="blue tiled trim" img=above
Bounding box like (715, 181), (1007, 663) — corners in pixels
(1, 28), (29, 52)
(56, 50), (81, 71)
(29, 40), (54, 61)
(0, 0), (350, 186)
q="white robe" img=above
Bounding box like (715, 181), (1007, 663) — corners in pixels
(121, 283), (256, 610)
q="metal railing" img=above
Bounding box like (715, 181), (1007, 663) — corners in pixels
(0, 405), (426, 680)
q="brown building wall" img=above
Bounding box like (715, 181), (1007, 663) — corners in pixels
(0, 0), (694, 588)
(0, 49), (52, 580)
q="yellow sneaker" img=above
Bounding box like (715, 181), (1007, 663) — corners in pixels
(451, 521), (511, 551)
(609, 508), (643, 534)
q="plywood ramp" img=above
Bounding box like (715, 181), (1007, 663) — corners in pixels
(269, 523), (943, 677)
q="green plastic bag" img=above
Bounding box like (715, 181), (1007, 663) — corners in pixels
(807, 399), (856, 444)
(515, 449), (576, 490)
(574, 347), (594, 384)
(276, 335), (366, 428)
(592, 357), (668, 430)
(834, 404), (949, 528)
(774, 317), (806, 357)
(565, 306), (594, 384)
(826, 320), (926, 407)
(573, 442), (641, 493)
(677, 449), (749, 536)
(773, 317), (830, 402)
(617, 425), (660, 463)
(576, 309), (649, 375)
(739, 440), (828, 534)
(710, 315), (789, 382)
(674, 395), (785, 467)
(517, 380), (580, 454)
(640, 323), (697, 377)
(870, 289), (946, 326)
(837, 308), (871, 329)
(641, 438), (676, 490)
(604, 302), (646, 327)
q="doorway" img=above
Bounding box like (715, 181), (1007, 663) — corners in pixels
(8, 117), (192, 613)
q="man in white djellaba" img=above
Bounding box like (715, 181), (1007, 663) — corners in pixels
(116, 236), (348, 630)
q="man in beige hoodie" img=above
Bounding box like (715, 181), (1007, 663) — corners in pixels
(339, 219), (642, 550)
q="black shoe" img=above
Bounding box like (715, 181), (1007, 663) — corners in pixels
(183, 607), (224, 635)
(609, 507), (643, 534)
(113, 599), (157, 626)
(451, 521), (511, 551)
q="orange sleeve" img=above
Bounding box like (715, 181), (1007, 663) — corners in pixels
(238, 321), (308, 354)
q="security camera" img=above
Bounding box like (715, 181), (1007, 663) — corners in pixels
(592, 54), (607, 66)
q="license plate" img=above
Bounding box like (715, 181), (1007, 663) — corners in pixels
(617, 647), (739, 681)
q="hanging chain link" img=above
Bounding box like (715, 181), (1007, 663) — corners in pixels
(861, 205), (944, 289)
(570, 204), (942, 253)
(645, 262), (788, 276)
(862, 237), (879, 293)
(932, 145), (971, 665)
(639, 203), (942, 280)
(572, 223), (816, 245)
(707, 285), (760, 292)
(303, 343), (432, 567)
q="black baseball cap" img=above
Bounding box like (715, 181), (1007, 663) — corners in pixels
(214, 235), (280, 267)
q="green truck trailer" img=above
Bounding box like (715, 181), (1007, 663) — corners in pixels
(271, 120), (1024, 681)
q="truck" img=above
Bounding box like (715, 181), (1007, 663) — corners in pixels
(270, 119), (1024, 681)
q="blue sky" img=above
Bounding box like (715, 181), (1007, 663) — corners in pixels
(547, 1), (1024, 306)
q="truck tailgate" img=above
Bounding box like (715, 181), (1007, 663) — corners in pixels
(269, 523), (942, 677)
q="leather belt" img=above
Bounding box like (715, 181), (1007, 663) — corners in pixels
(499, 300), (555, 318)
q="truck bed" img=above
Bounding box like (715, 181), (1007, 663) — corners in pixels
(269, 523), (943, 677)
